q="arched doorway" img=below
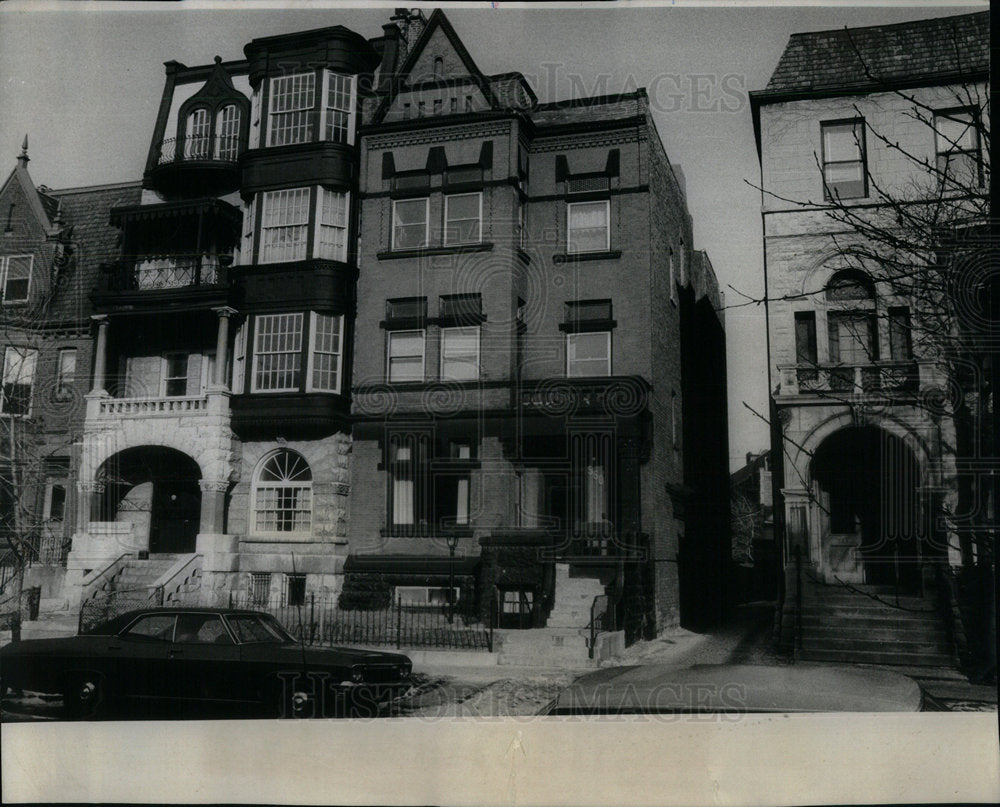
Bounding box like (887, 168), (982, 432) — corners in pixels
(810, 426), (928, 594)
(97, 447), (202, 554)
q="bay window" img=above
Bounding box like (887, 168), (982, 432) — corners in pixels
(260, 188), (310, 263)
(251, 311), (344, 394)
(316, 189), (349, 261)
(307, 312), (344, 393)
(266, 70), (357, 147)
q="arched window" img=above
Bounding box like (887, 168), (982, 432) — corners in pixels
(185, 108), (210, 159)
(252, 449), (312, 534)
(825, 270), (878, 364)
(215, 104), (241, 160)
(433, 56), (444, 78)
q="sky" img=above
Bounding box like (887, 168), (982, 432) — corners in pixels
(0, 0), (986, 470)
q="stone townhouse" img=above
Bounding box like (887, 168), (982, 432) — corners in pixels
(53, 8), (729, 653)
(1, 141), (140, 612)
(750, 11), (989, 665)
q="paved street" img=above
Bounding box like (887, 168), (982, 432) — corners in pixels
(3, 603), (994, 721)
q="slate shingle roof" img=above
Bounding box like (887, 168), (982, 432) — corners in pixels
(764, 11), (989, 95)
(46, 182), (141, 322)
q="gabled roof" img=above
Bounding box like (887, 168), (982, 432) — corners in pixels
(0, 146), (61, 239)
(760, 11), (989, 97)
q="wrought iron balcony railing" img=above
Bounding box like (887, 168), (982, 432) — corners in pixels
(157, 135), (243, 165)
(97, 256), (231, 293)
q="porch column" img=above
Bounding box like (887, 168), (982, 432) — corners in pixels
(211, 306), (236, 390)
(90, 315), (109, 394)
(199, 479), (228, 534)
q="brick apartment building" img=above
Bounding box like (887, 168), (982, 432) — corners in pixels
(751, 11), (989, 665)
(17, 8), (728, 648)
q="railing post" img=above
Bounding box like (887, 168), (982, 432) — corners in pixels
(396, 596), (402, 649)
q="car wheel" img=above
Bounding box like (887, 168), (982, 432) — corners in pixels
(63, 673), (105, 720)
(267, 681), (313, 719)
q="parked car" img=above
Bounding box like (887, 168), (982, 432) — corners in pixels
(0, 607), (412, 719)
(539, 663), (944, 715)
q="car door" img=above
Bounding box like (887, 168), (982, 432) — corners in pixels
(168, 613), (244, 703)
(111, 613), (177, 699)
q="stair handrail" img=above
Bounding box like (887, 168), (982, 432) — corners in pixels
(81, 552), (134, 603)
(152, 553), (202, 606)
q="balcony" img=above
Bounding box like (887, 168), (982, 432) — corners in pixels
(778, 361), (922, 397)
(146, 135), (243, 196)
(93, 256), (233, 312)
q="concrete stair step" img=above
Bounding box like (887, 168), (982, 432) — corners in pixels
(797, 607), (940, 622)
(801, 636), (951, 654)
(802, 625), (948, 642)
(799, 648), (957, 667)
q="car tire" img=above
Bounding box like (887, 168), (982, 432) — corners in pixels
(63, 673), (105, 720)
(267, 680), (312, 719)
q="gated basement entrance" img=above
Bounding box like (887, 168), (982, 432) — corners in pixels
(98, 446), (202, 554)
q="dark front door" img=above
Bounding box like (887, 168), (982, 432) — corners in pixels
(150, 481), (200, 553)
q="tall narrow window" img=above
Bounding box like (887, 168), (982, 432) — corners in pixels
(283, 574), (307, 607)
(387, 330), (425, 383)
(1, 255), (32, 304)
(794, 312), (818, 366)
(253, 450), (312, 534)
(888, 306), (913, 361)
(253, 313), (303, 392)
(260, 188), (310, 263)
(826, 271), (877, 364)
(317, 189), (348, 261)
(389, 435), (429, 531)
(268, 72), (315, 146)
(185, 107), (210, 159)
(444, 192), (482, 245)
(567, 200), (610, 253)
(161, 353), (190, 397)
(821, 119), (867, 200)
(934, 108), (983, 187)
(55, 348), (77, 401)
(392, 198), (429, 250)
(241, 197), (256, 265)
(308, 313), (343, 392)
(324, 72), (355, 144)
(440, 326), (480, 380)
(1, 346), (37, 416)
(247, 573), (272, 605)
(215, 104), (241, 160)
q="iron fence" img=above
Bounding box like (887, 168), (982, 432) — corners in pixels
(79, 589), (158, 634)
(232, 593), (493, 651)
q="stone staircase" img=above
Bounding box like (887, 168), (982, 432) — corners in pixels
(796, 580), (957, 668)
(112, 555), (186, 593)
(497, 565), (618, 667)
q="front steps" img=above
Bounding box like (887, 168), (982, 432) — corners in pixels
(546, 565), (607, 628)
(794, 580), (957, 668)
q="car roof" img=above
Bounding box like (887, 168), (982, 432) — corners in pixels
(90, 607), (274, 634)
(549, 663), (923, 713)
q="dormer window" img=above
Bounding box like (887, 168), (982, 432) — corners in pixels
(266, 70), (357, 147)
(1, 255), (32, 304)
(216, 105), (241, 160)
(185, 108), (211, 159)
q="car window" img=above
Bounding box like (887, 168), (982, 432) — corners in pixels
(226, 614), (290, 644)
(122, 614), (176, 642)
(173, 614), (234, 645)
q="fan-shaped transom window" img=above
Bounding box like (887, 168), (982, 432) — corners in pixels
(253, 449), (312, 534)
(825, 270), (875, 303)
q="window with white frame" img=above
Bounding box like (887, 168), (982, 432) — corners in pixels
(392, 198), (429, 250)
(260, 188), (310, 263)
(440, 326), (480, 380)
(444, 192), (482, 245)
(1, 255), (32, 304)
(253, 313), (303, 391)
(308, 313), (343, 392)
(387, 330), (425, 383)
(324, 72), (356, 144)
(316, 189), (349, 262)
(185, 107), (210, 159)
(55, 348), (77, 401)
(161, 353), (190, 397)
(1, 346), (37, 416)
(566, 332), (611, 377)
(821, 119), (867, 200)
(567, 200), (610, 254)
(253, 449), (312, 534)
(216, 104), (241, 160)
(267, 72), (315, 147)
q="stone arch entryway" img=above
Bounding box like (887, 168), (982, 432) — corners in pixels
(97, 446), (203, 554)
(809, 425), (930, 593)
